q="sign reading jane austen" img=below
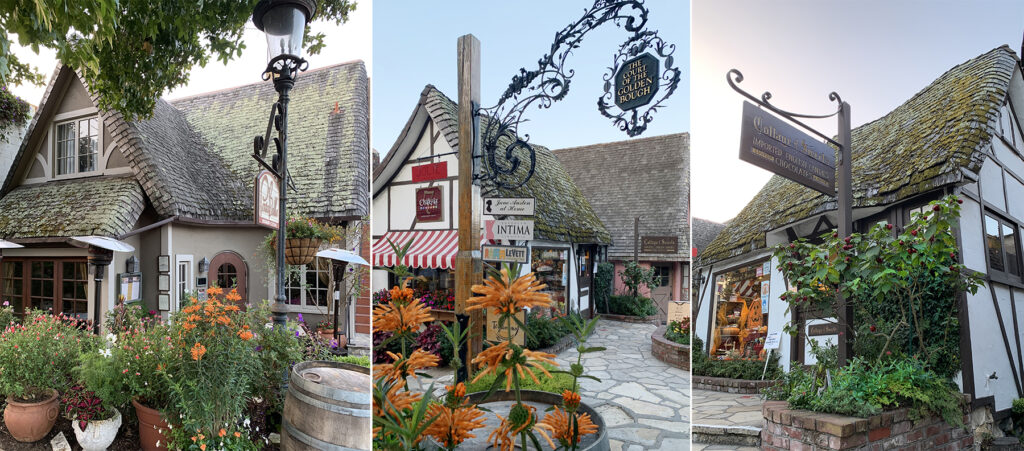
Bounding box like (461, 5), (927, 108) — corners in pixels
(483, 197), (535, 216)
(411, 161), (448, 183)
(641, 236), (678, 254)
(738, 101), (836, 196)
(255, 170), (280, 229)
(614, 53), (660, 111)
(415, 187), (443, 222)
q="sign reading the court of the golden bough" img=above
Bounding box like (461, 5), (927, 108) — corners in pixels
(255, 170), (280, 229)
(614, 53), (660, 111)
(738, 101), (836, 196)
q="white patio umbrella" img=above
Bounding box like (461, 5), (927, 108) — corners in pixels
(315, 248), (369, 346)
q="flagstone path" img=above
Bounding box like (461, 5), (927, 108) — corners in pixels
(691, 389), (764, 449)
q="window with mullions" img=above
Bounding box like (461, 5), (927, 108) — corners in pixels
(285, 260), (330, 309)
(55, 117), (99, 176)
(985, 213), (1021, 279)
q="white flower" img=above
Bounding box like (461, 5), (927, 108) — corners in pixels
(156, 441), (160, 447)
(244, 418), (251, 427)
(99, 349), (112, 358)
(105, 333), (117, 344)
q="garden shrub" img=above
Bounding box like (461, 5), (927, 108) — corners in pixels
(664, 318), (690, 345)
(0, 311), (98, 402)
(416, 322), (454, 366)
(599, 294), (657, 317)
(332, 355), (371, 368)
(594, 262), (614, 312)
(525, 310), (572, 349)
(692, 336), (781, 380)
(619, 261), (659, 299)
(464, 362), (574, 395)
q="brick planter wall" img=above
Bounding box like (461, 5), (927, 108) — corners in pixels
(761, 400), (973, 450)
(599, 313), (659, 324)
(651, 325), (690, 370)
(693, 375), (778, 394)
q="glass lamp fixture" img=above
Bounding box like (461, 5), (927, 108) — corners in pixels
(252, 0), (317, 62)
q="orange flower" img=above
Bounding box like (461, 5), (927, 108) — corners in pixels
(238, 329), (254, 341)
(190, 342), (207, 361)
(224, 304), (240, 312)
(562, 390), (581, 410)
(466, 269), (551, 315)
(225, 289), (242, 303)
(218, 428), (226, 437)
(373, 383), (422, 418)
(389, 285), (415, 304)
(186, 314), (201, 323)
(182, 322), (197, 331)
(206, 286), (224, 297)
(470, 341), (557, 390)
(215, 315), (231, 326)
(372, 298), (434, 334)
(234, 431), (241, 438)
(200, 444), (206, 451)
(536, 407), (599, 448)
(487, 403), (538, 451)
(373, 349), (440, 383)
(422, 404), (487, 449)
(182, 304), (200, 314)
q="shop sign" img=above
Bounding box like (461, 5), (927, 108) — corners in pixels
(641, 236), (678, 254)
(487, 310), (525, 345)
(411, 161), (448, 182)
(254, 170), (280, 229)
(739, 101), (836, 196)
(489, 220), (534, 241)
(483, 197), (535, 216)
(764, 332), (782, 350)
(416, 187), (443, 222)
(481, 245), (529, 264)
(667, 301), (689, 323)
(807, 322), (840, 336)
(614, 53), (660, 111)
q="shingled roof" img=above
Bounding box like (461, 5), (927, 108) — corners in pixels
(701, 45), (1017, 265)
(553, 133), (689, 260)
(692, 217), (727, 257)
(0, 176), (145, 238)
(376, 85), (610, 244)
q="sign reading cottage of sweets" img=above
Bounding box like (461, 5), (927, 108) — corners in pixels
(738, 101), (836, 196)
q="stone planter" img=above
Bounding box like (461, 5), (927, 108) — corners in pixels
(4, 389), (59, 442)
(132, 399), (170, 450)
(72, 407), (122, 451)
(762, 400), (973, 450)
(652, 325), (690, 370)
(693, 375), (778, 394)
(422, 390), (609, 450)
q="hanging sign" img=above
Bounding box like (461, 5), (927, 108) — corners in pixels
(641, 236), (678, 254)
(488, 220), (535, 241)
(483, 197), (535, 216)
(738, 101), (836, 196)
(254, 170), (280, 229)
(411, 161), (448, 182)
(808, 323), (841, 336)
(486, 310), (525, 345)
(614, 53), (660, 111)
(481, 245), (529, 264)
(415, 187), (443, 222)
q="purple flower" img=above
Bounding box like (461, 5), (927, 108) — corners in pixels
(330, 340), (338, 349)
(255, 346), (263, 352)
(295, 330), (301, 338)
(297, 313), (304, 323)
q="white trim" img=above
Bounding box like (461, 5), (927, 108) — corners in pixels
(33, 153), (49, 178)
(52, 107), (98, 123)
(174, 254), (194, 312)
(51, 115), (103, 180)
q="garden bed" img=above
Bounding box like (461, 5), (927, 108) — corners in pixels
(651, 325), (690, 370)
(761, 400), (972, 450)
(694, 375), (778, 394)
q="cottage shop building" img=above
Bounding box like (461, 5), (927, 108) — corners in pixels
(0, 62), (370, 340)
(372, 85), (611, 316)
(694, 46), (1024, 418)
(553, 133), (691, 322)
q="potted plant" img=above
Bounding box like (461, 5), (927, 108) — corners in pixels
(61, 385), (121, 451)
(0, 312), (97, 442)
(265, 217), (337, 266)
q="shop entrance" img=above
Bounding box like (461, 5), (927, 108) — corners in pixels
(708, 260), (771, 360)
(209, 252), (248, 304)
(651, 263), (673, 321)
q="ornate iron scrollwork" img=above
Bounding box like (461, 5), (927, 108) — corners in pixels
(476, 0), (678, 190)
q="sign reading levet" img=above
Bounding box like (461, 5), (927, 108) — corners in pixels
(481, 245), (529, 264)
(255, 170), (280, 229)
(415, 187), (443, 222)
(641, 236), (678, 254)
(615, 53), (660, 111)
(411, 161), (448, 183)
(739, 101), (836, 196)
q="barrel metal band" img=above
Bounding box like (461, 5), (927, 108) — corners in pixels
(290, 388), (372, 418)
(284, 422), (366, 451)
(292, 377), (372, 405)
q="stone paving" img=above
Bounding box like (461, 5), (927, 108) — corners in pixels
(691, 389), (764, 449)
(407, 319), (691, 450)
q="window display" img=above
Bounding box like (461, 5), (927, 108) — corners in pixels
(532, 248), (568, 313)
(710, 261), (770, 360)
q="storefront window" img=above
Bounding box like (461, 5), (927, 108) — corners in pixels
(386, 268), (455, 311)
(0, 259), (88, 318)
(710, 261), (771, 360)
(286, 259), (330, 308)
(532, 248), (568, 313)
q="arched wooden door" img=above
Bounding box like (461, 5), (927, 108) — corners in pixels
(209, 251), (248, 304)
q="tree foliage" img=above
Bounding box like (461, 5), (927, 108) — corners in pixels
(0, 0), (356, 120)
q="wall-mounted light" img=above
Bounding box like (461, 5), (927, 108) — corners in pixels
(198, 257), (209, 274)
(126, 256), (140, 273)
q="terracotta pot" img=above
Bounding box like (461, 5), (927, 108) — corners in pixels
(319, 330), (348, 348)
(72, 407), (122, 451)
(4, 389), (59, 442)
(284, 238), (322, 266)
(132, 399), (170, 450)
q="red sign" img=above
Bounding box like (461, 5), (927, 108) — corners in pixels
(416, 187), (443, 222)
(254, 170), (280, 229)
(411, 161), (448, 182)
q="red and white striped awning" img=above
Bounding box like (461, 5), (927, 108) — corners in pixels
(372, 230), (461, 269)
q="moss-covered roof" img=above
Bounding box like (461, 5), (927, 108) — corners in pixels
(422, 86), (611, 244)
(0, 176), (145, 238)
(700, 45), (1016, 265)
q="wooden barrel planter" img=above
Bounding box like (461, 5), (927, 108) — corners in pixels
(423, 390), (609, 451)
(282, 361), (372, 450)
(283, 238), (322, 266)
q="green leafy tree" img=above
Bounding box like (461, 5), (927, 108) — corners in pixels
(1, 0), (356, 120)
(619, 261), (659, 299)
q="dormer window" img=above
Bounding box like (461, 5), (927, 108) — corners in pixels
(55, 117), (99, 175)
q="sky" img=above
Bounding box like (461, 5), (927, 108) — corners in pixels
(692, 0), (1024, 223)
(371, 0), (689, 156)
(6, 0), (373, 105)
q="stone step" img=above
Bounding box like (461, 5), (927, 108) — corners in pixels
(692, 424), (761, 447)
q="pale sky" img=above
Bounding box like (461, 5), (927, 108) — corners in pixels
(6, 0), (372, 106)
(692, 0), (1024, 223)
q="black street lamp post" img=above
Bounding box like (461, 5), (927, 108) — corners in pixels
(252, 0), (316, 326)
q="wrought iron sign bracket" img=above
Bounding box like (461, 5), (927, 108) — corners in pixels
(727, 69), (843, 151)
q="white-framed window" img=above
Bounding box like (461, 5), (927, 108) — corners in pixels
(285, 259), (330, 310)
(55, 117), (100, 176)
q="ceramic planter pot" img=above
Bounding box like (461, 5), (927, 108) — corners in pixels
(284, 238), (322, 265)
(132, 399), (170, 450)
(319, 330), (347, 347)
(72, 407), (122, 451)
(4, 389), (60, 442)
